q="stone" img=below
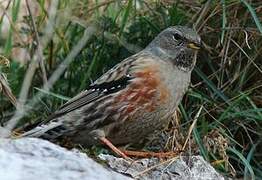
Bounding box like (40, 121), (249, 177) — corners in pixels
(99, 154), (224, 180)
(0, 137), (224, 180)
(0, 138), (131, 180)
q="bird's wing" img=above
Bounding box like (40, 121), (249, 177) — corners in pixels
(20, 53), (140, 138)
(44, 53), (139, 122)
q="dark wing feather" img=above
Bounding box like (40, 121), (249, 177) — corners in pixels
(21, 75), (132, 138)
(47, 75), (132, 121)
(46, 90), (103, 121)
(44, 56), (136, 123)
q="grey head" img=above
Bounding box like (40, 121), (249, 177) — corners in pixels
(145, 26), (201, 71)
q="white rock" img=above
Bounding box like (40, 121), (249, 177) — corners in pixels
(0, 138), (131, 180)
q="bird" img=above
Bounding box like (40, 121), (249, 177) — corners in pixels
(21, 26), (201, 159)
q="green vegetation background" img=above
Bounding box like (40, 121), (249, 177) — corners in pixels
(0, 0), (261, 179)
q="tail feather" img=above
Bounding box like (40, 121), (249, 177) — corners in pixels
(20, 121), (63, 139)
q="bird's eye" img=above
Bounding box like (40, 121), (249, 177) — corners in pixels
(172, 33), (182, 41)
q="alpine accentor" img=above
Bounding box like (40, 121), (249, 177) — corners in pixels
(22, 26), (201, 158)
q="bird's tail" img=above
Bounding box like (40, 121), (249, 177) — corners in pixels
(19, 121), (64, 140)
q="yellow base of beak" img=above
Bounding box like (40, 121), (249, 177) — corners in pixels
(187, 43), (200, 50)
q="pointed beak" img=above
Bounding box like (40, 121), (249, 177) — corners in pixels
(187, 43), (201, 50)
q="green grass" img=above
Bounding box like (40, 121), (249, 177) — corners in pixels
(0, 0), (261, 179)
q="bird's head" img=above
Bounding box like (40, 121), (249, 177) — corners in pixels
(146, 26), (201, 71)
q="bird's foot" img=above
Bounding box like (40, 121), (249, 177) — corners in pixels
(99, 137), (132, 161)
(121, 150), (179, 158)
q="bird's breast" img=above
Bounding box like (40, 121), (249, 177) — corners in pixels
(110, 61), (173, 123)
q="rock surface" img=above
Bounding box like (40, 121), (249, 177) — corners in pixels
(0, 137), (224, 180)
(99, 154), (224, 180)
(0, 138), (131, 180)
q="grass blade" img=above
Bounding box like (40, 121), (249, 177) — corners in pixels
(34, 87), (70, 101)
(119, 0), (133, 36)
(240, 0), (262, 34)
(244, 142), (259, 179)
(220, 0), (227, 44)
(228, 147), (255, 180)
(194, 67), (229, 103)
